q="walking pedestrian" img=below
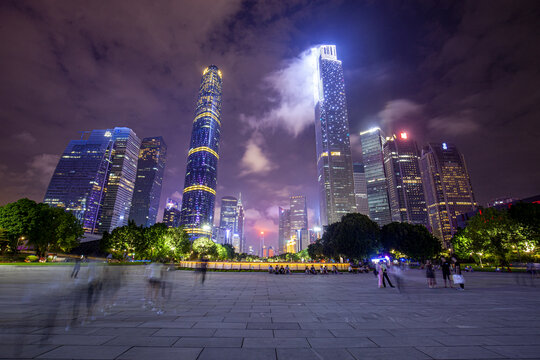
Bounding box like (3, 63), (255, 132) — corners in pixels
(426, 260), (436, 288)
(71, 256), (82, 278)
(441, 257), (452, 288)
(381, 261), (395, 288)
(451, 256), (465, 290)
(376, 262), (383, 288)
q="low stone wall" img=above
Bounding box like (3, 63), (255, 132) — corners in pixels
(177, 261), (350, 271)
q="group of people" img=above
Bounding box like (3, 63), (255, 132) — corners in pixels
(426, 256), (465, 290)
(304, 265), (340, 274)
(268, 265), (291, 274)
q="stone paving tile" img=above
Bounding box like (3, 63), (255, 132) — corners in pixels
(242, 337), (310, 348)
(330, 329), (392, 337)
(415, 346), (504, 359)
(386, 328), (448, 337)
(0, 334), (42, 344)
(197, 348), (276, 360)
(368, 336), (443, 347)
(193, 321), (247, 329)
(274, 329), (334, 338)
(247, 322), (300, 330)
(0, 344), (59, 359)
(307, 337), (377, 348)
(152, 328), (216, 337)
(173, 336), (243, 348)
(116, 346), (202, 360)
(347, 347), (433, 360)
(485, 345), (540, 359)
(277, 348), (356, 360)
(214, 329), (273, 338)
(36, 345), (130, 359)
(103, 335), (178, 346)
(36, 334), (115, 345)
(299, 322), (355, 329)
(137, 321), (195, 328)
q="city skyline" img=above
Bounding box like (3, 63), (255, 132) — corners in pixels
(1, 1), (539, 251)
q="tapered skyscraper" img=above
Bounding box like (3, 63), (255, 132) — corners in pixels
(129, 137), (167, 227)
(420, 143), (477, 247)
(313, 45), (357, 226)
(180, 65), (223, 238)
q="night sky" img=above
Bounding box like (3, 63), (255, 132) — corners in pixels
(1, 0), (539, 250)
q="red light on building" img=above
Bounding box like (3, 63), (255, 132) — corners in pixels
(400, 132), (408, 139)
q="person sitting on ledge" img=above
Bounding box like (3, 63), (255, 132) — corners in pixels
(268, 265), (274, 274)
(310, 265), (317, 274)
(285, 265), (291, 274)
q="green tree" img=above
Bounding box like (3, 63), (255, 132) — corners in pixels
(221, 244), (236, 259)
(142, 223), (169, 260)
(297, 249), (310, 261)
(48, 207), (83, 254)
(508, 202), (540, 246)
(192, 237), (217, 258)
(307, 239), (324, 260)
(323, 213), (380, 261)
(163, 227), (191, 259)
(103, 221), (142, 258)
(0, 198), (40, 253)
(381, 222), (441, 261)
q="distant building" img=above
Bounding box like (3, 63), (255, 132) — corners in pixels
(162, 198), (181, 228)
(218, 196), (238, 245)
(487, 197), (516, 208)
(129, 137), (167, 227)
(44, 129), (115, 234)
(290, 195), (308, 242)
(313, 45), (357, 226)
(420, 142), (477, 247)
(98, 128), (141, 234)
(352, 163), (369, 217)
(267, 246), (275, 258)
(237, 193), (246, 253)
(278, 207), (291, 254)
(383, 132), (428, 226)
(360, 127), (392, 226)
(180, 65), (223, 239)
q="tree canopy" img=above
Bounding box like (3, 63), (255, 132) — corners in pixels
(381, 222), (441, 261)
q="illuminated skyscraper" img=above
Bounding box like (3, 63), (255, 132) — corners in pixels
(352, 163), (369, 217)
(278, 207), (291, 254)
(129, 137), (167, 227)
(180, 65), (223, 239)
(237, 193), (245, 253)
(313, 45), (357, 226)
(163, 198), (181, 228)
(98, 128), (141, 234)
(218, 196), (238, 245)
(360, 128), (392, 226)
(383, 132), (428, 226)
(44, 130), (114, 234)
(420, 143), (477, 247)
(290, 195), (308, 251)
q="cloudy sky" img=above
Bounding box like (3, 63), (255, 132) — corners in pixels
(1, 0), (539, 250)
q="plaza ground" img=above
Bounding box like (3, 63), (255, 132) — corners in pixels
(0, 266), (539, 359)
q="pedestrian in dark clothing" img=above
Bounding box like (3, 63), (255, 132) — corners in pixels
(71, 257), (82, 278)
(452, 257), (465, 290)
(441, 257), (452, 288)
(381, 262), (395, 288)
(425, 260), (436, 288)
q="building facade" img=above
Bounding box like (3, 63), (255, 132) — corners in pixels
(162, 198), (181, 228)
(180, 65), (223, 239)
(352, 163), (369, 217)
(98, 128), (141, 234)
(420, 142), (477, 247)
(218, 196), (238, 245)
(383, 132), (428, 226)
(129, 137), (167, 227)
(44, 130), (114, 234)
(313, 45), (357, 226)
(278, 207), (291, 254)
(237, 193), (245, 253)
(360, 127), (392, 226)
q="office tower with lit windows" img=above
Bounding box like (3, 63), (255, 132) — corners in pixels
(313, 45), (357, 226)
(352, 163), (369, 217)
(163, 198), (181, 228)
(237, 193), (245, 252)
(218, 196), (238, 245)
(278, 207), (291, 254)
(290, 195), (308, 251)
(98, 128), (141, 234)
(180, 65), (223, 239)
(44, 129), (115, 234)
(420, 143), (477, 247)
(360, 127), (392, 226)
(129, 137), (167, 227)
(383, 132), (428, 226)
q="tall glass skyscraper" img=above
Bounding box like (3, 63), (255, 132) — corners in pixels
(180, 65), (223, 239)
(420, 142), (477, 247)
(44, 130), (114, 234)
(360, 127), (392, 226)
(313, 45), (357, 226)
(129, 137), (167, 227)
(383, 132), (428, 226)
(218, 196), (238, 245)
(237, 193), (245, 253)
(98, 128), (141, 234)
(352, 163), (369, 217)
(290, 195), (308, 251)
(163, 198), (181, 228)
(278, 207), (291, 254)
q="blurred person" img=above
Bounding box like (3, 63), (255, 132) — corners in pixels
(376, 262), (383, 288)
(268, 265), (274, 274)
(71, 256), (82, 278)
(425, 260), (436, 288)
(381, 261), (395, 288)
(441, 257), (453, 288)
(452, 257), (465, 290)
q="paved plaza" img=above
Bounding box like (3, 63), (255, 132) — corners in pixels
(0, 266), (539, 360)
